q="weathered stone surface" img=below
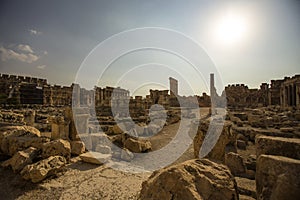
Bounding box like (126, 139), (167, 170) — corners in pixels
(232, 125), (297, 143)
(70, 141), (85, 156)
(42, 139), (71, 161)
(95, 144), (111, 154)
(245, 155), (256, 171)
(233, 113), (248, 121)
(2, 147), (39, 172)
(225, 152), (246, 176)
(124, 138), (151, 153)
(20, 156), (66, 183)
(237, 140), (247, 150)
(144, 124), (161, 136)
(120, 148), (134, 161)
(112, 124), (123, 134)
(239, 194), (256, 200)
(139, 159), (238, 200)
(235, 177), (256, 199)
(90, 133), (111, 150)
(0, 125), (49, 156)
(49, 116), (70, 140)
(256, 155), (300, 200)
(248, 113), (268, 128)
(79, 152), (111, 165)
(256, 135), (300, 160)
(78, 133), (92, 150)
(193, 120), (236, 162)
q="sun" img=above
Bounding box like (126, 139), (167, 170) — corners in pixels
(214, 13), (248, 45)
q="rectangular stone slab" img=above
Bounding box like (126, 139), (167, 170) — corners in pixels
(79, 152), (111, 165)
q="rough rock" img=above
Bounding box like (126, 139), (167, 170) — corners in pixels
(20, 156), (66, 183)
(2, 147), (39, 172)
(239, 195), (256, 200)
(0, 125), (49, 156)
(225, 152), (246, 176)
(248, 113), (268, 128)
(120, 148), (134, 161)
(193, 120), (237, 162)
(139, 159), (238, 200)
(79, 152), (111, 165)
(112, 124), (124, 134)
(256, 135), (300, 160)
(42, 139), (71, 161)
(237, 140), (247, 150)
(256, 155), (300, 200)
(235, 177), (256, 199)
(232, 125), (297, 143)
(70, 141), (85, 156)
(245, 155), (256, 171)
(78, 133), (93, 150)
(124, 138), (151, 153)
(90, 133), (112, 150)
(233, 113), (248, 121)
(95, 144), (111, 154)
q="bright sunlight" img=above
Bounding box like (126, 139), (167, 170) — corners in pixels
(214, 13), (248, 45)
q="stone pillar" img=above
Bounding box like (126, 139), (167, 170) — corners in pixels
(169, 77), (178, 97)
(296, 84), (300, 108)
(50, 116), (70, 140)
(24, 110), (35, 126)
(210, 73), (216, 115)
(72, 84), (80, 107)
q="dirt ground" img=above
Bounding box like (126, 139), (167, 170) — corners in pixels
(0, 108), (222, 200)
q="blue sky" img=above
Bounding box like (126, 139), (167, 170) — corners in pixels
(0, 0), (299, 96)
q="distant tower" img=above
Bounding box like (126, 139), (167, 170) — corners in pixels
(169, 77), (178, 97)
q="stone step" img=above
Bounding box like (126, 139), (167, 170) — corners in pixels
(256, 135), (300, 159)
(235, 177), (256, 199)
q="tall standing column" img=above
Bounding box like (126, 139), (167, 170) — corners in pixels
(297, 84), (300, 108)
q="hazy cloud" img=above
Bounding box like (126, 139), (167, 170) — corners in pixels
(29, 29), (42, 35)
(17, 44), (34, 53)
(0, 46), (39, 63)
(37, 65), (46, 69)
(43, 51), (48, 55)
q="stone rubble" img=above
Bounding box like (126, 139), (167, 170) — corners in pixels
(139, 159), (239, 200)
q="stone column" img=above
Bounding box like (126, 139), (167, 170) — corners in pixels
(24, 110), (35, 126)
(296, 84), (300, 108)
(50, 116), (70, 140)
(288, 85), (291, 106)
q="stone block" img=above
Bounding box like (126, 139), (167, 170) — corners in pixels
(256, 155), (300, 200)
(79, 152), (111, 165)
(256, 135), (300, 160)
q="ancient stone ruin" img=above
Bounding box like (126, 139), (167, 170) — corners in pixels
(0, 72), (299, 199)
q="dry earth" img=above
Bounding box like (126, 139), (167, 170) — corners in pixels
(0, 108), (210, 199)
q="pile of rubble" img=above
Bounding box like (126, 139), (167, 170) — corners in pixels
(139, 107), (300, 199)
(0, 125), (78, 183)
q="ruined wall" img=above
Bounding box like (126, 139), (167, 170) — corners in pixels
(225, 83), (269, 108)
(0, 73), (47, 105)
(280, 75), (300, 108)
(269, 79), (284, 105)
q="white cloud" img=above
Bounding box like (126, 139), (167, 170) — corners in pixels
(29, 29), (42, 35)
(0, 46), (39, 63)
(37, 65), (46, 69)
(43, 51), (48, 55)
(17, 44), (34, 53)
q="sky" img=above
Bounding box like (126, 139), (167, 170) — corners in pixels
(0, 0), (299, 96)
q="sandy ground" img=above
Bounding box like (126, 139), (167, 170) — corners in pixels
(0, 108), (211, 200)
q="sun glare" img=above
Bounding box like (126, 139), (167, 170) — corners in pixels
(215, 13), (248, 45)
